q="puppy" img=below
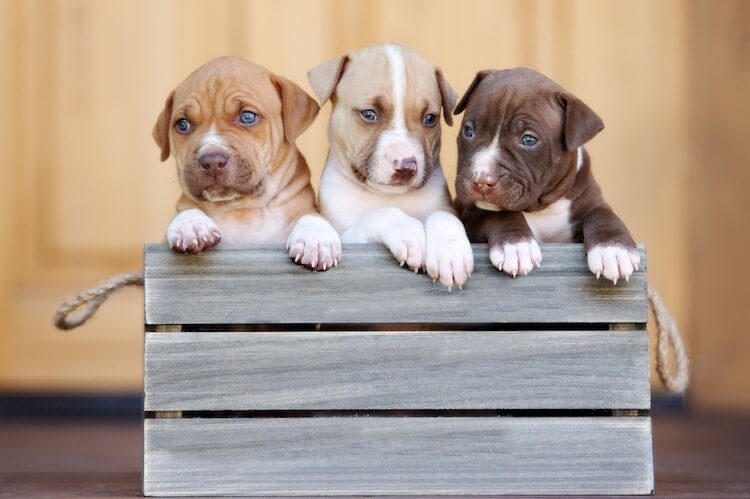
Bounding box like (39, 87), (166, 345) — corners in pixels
(308, 44), (473, 289)
(153, 57), (341, 270)
(454, 68), (639, 283)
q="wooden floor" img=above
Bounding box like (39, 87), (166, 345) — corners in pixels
(0, 413), (747, 498)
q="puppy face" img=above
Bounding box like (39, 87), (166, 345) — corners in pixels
(308, 44), (456, 193)
(454, 68), (603, 211)
(153, 57), (318, 203)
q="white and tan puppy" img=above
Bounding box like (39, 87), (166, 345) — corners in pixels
(153, 57), (341, 270)
(308, 44), (473, 289)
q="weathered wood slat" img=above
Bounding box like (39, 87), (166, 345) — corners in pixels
(143, 416), (654, 496)
(144, 329), (650, 411)
(144, 244), (647, 325)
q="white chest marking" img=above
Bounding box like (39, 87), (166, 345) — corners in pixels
(384, 44), (407, 133)
(523, 198), (573, 243)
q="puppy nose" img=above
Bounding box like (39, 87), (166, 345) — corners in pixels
(199, 152), (229, 174)
(472, 171), (498, 194)
(393, 156), (418, 176)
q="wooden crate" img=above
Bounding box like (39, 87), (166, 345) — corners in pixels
(142, 243), (653, 496)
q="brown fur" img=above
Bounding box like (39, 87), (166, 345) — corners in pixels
(454, 68), (636, 252)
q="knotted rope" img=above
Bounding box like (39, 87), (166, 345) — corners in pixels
(52, 271), (689, 393)
(648, 283), (690, 393)
(52, 271), (144, 330)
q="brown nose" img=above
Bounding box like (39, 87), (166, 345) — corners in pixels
(393, 156), (418, 177)
(199, 152), (229, 175)
(472, 171), (498, 194)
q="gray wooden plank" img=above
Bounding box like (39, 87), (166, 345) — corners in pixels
(144, 243), (647, 325)
(143, 416), (654, 496)
(144, 329), (650, 410)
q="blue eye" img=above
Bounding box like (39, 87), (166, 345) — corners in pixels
(463, 124), (475, 138)
(175, 118), (191, 133)
(360, 109), (378, 122)
(239, 110), (258, 125)
(422, 113), (438, 127)
(521, 134), (538, 147)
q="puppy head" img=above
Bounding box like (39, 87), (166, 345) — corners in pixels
(153, 57), (318, 203)
(453, 68), (603, 211)
(308, 44), (456, 193)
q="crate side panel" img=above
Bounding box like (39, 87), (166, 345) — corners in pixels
(144, 244), (647, 325)
(143, 416), (654, 496)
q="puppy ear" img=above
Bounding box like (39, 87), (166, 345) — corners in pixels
(272, 74), (320, 144)
(152, 91), (174, 162)
(454, 70), (492, 115)
(435, 67), (457, 126)
(558, 93), (604, 150)
(307, 55), (350, 105)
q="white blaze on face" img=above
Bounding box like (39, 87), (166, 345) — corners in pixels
(197, 123), (230, 157)
(368, 45), (425, 189)
(471, 128), (502, 211)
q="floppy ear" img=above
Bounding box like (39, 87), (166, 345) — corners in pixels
(557, 92), (604, 150)
(152, 91), (174, 162)
(307, 55), (350, 105)
(454, 70), (493, 115)
(435, 67), (457, 126)
(272, 74), (320, 144)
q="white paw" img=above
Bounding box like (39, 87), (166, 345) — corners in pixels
(287, 214), (342, 271)
(489, 239), (542, 277)
(166, 209), (221, 255)
(587, 244), (640, 284)
(382, 216), (426, 271)
(425, 211), (474, 291)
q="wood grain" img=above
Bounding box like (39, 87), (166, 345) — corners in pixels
(143, 416), (654, 496)
(144, 244), (647, 326)
(144, 329), (650, 411)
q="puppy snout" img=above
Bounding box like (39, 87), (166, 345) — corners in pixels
(199, 151), (229, 175)
(472, 171), (498, 194)
(392, 156), (418, 177)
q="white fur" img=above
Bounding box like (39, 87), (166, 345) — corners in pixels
(471, 130), (500, 177)
(166, 208), (221, 254)
(489, 239), (542, 278)
(424, 210), (474, 290)
(475, 201), (502, 212)
(368, 45), (425, 187)
(522, 198), (573, 243)
(198, 123), (229, 156)
(587, 244), (641, 284)
(286, 214), (342, 271)
(576, 146), (584, 171)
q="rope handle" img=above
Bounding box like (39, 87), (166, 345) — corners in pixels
(52, 272), (689, 393)
(648, 283), (690, 393)
(52, 272), (144, 330)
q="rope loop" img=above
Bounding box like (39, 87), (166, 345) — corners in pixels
(648, 283), (690, 393)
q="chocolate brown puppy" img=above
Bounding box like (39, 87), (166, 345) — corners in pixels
(454, 68), (639, 283)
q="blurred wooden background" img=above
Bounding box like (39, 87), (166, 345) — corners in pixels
(0, 0), (747, 410)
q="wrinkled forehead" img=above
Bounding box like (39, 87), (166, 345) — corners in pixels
(470, 77), (564, 133)
(336, 46), (442, 110)
(172, 65), (281, 119)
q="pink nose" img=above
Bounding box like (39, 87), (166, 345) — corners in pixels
(393, 156), (418, 177)
(472, 171), (498, 194)
(199, 152), (228, 175)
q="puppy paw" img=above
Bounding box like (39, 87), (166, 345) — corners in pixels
(425, 211), (474, 291)
(587, 244), (640, 284)
(489, 238), (542, 277)
(287, 214), (342, 271)
(166, 209), (221, 255)
(382, 216), (426, 271)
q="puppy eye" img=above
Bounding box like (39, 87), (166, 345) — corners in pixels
(521, 134), (538, 147)
(239, 110), (259, 125)
(422, 113), (438, 127)
(175, 118), (192, 133)
(463, 124), (475, 138)
(360, 109), (378, 122)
